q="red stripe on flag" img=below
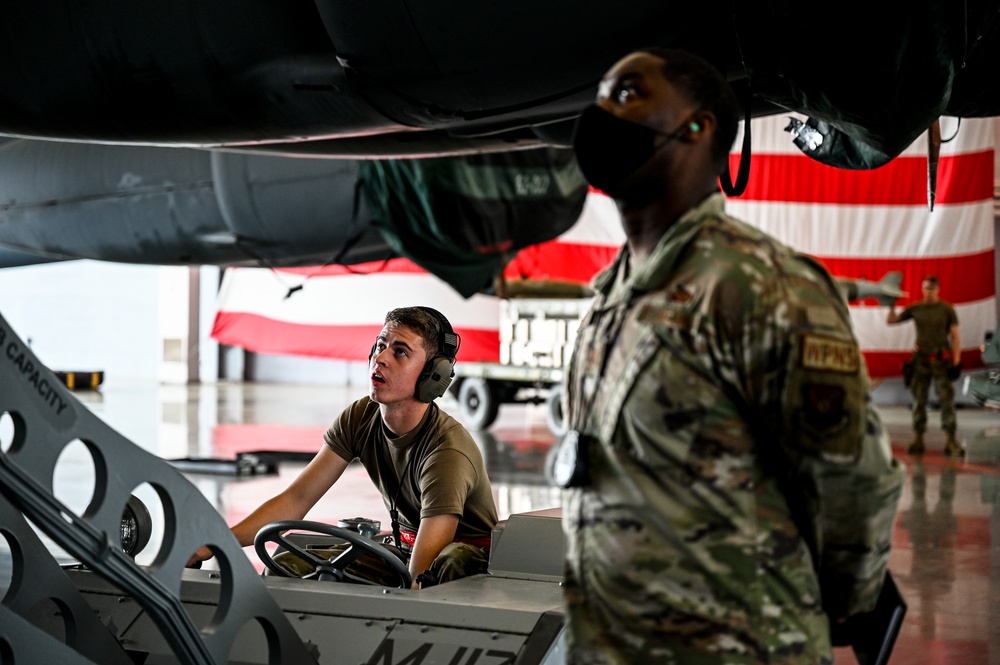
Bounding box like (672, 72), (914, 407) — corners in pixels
(211, 312), (501, 362)
(864, 349), (982, 379)
(728, 151), (993, 205)
(938, 151), (996, 203)
(811, 250), (994, 306)
(504, 241), (619, 283)
(272, 257), (427, 277)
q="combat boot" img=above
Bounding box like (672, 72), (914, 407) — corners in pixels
(944, 432), (965, 458)
(907, 432), (925, 455)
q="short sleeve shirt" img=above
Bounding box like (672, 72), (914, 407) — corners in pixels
(897, 301), (958, 353)
(324, 397), (497, 542)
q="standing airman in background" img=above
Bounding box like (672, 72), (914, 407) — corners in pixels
(887, 275), (963, 457)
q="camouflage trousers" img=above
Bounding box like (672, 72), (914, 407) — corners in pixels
(273, 540), (489, 587)
(909, 355), (956, 434)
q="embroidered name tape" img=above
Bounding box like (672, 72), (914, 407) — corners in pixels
(801, 334), (859, 374)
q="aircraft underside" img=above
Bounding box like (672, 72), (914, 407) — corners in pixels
(0, 2), (997, 165)
(1, 2), (999, 275)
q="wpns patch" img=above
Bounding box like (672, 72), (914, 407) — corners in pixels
(800, 334), (859, 374)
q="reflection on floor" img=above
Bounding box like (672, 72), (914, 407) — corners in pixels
(6, 380), (1000, 664)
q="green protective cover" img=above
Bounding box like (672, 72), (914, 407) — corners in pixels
(359, 147), (588, 297)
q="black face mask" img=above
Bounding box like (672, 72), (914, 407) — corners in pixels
(572, 104), (691, 197)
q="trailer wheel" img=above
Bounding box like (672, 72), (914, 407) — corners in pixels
(458, 378), (500, 430)
(545, 384), (567, 437)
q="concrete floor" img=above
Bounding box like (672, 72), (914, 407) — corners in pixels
(5, 379), (1000, 664)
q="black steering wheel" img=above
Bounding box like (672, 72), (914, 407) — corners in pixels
(254, 520), (412, 588)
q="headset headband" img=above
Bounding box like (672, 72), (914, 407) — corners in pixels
(415, 306), (459, 360)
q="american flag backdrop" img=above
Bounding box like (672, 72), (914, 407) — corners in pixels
(208, 190), (622, 364)
(211, 116), (995, 378)
(725, 115), (995, 377)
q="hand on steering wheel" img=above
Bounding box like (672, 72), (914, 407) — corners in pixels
(254, 520), (412, 588)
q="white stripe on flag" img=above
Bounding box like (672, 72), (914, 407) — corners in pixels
(735, 115), (992, 156)
(850, 299), (996, 352)
(551, 192), (625, 246)
(726, 200), (994, 258)
(216, 268), (501, 328)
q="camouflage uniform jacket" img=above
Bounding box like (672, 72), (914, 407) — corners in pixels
(562, 193), (904, 664)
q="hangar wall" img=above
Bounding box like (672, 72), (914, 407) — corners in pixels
(247, 351), (367, 387)
(0, 258), (367, 388)
(0, 261), (220, 384)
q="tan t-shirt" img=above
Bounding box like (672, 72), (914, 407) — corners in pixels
(898, 300), (958, 353)
(324, 397), (497, 542)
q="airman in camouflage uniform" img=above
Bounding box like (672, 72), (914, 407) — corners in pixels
(562, 48), (905, 664)
(887, 275), (963, 457)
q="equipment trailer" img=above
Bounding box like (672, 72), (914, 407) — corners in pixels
(451, 297), (591, 435)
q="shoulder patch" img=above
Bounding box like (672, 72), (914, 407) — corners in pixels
(800, 333), (860, 374)
(806, 305), (840, 329)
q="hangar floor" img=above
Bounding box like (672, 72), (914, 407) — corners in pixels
(14, 380), (1000, 664)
